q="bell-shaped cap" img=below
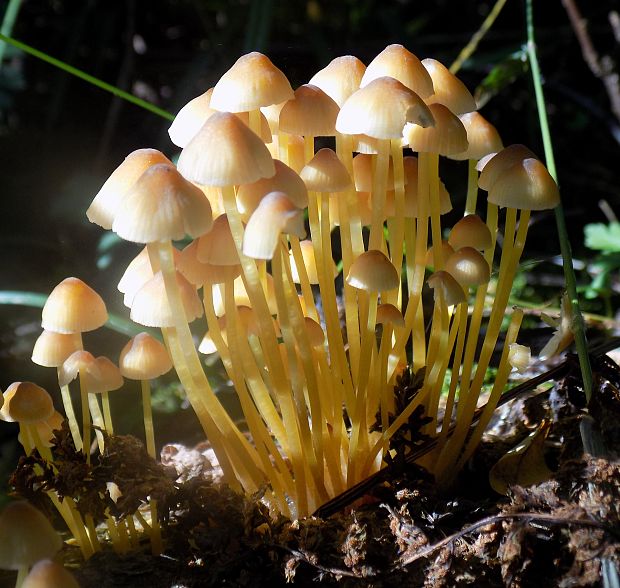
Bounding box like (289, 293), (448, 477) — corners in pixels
(336, 76), (434, 139)
(426, 270), (467, 306)
(31, 330), (80, 368)
(478, 144), (537, 191)
(58, 350), (99, 388)
(243, 192), (306, 260)
(113, 163), (213, 243)
(42, 277), (107, 334)
(237, 160), (308, 219)
(22, 559), (80, 588)
(352, 153), (395, 192)
(445, 247), (491, 286)
(119, 332), (173, 380)
(376, 303), (405, 328)
(449, 112), (503, 161)
(211, 275), (278, 316)
(449, 214), (493, 251)
(309, 55), (366, 107)
(196, 215), (239, 266)
(361, 44), (434, 98)
(210, 52), (294, 112)
(300, 148), (352, 192)
(0, 382), (54, 423)
(178, 240), (242, 286)
(18, 411), (65, 450)
(289, 240), (337, 284)
(0, 501), (62, 570)
(279, 84), (339, 137)
(421, 58), (477, 114)
(130, 271), (203, 327)
(425, 240), (455, 268)
(178, 112), (275, 186)
(404, 103), (468, 155)
(303, 316), (326, 348)
(86, 149), (172, 230)
(508, 343), (531, 374)
(346, 250), (399, 291)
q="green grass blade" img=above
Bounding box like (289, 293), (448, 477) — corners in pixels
(0, 0), (23, 68)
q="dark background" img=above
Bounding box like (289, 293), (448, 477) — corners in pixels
(0, 0), (619, 481)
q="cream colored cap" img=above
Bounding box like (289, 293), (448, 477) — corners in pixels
(300, 148), (352, 192)
(178, 239), (242, 285)
(309, 55), (366, 107)
(422, 58), (477, 114)
(119, 332), (173, 380)
(346, 250), (399, 291)
(404, 103), (468, 155)
(31, 330), (80, 368)
(279, 84), (339, 137)
(196, 214), (239, 266)
(22, 559), (80, 588)
(0, 382), (54, 423)
(449, 111), (503, 161)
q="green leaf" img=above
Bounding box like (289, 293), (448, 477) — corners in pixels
(584, 222), (620, 252)
(474, 48), (528, 108)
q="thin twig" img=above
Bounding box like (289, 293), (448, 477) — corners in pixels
(275, 545), (361, 579)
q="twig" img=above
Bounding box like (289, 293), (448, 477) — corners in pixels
(275, 545), (362, 579)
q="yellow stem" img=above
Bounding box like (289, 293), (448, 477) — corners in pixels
(140, 379), (156, 459)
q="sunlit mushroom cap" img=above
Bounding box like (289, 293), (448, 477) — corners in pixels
(336, 76), (434, 139)
(211, 275), (278, 316)
(426, 270), (467, 306)
(177, 112), (275, 186)
(376, 303), (405, 328)
(237, 160), (308, 219)
(18, 411), (65, 449)
(346, 250), (399, 291)
(488, 157), (560, 210)
(421, 58), (477, 114)
(0, 501), (63, 570)
(449, 112), (503, 161)
(300, 148), (352, 192)
(352, 153), (395, 192)
(31, 330), (80, 368)
(42, 277), (108, 334)
(279, 84), (339, 137)
(196, 214), (239, 266)
(508, 343), (531, 374)
(243, 191), (306, 260)
(86, 149), (172, 230)
(289, 240), (337, 284)
(90, 356), (124, 393)
(58, 350), (99, 388)
(309, 55), (366, 107)
(478, 144), (537, 191)
(284, 134), (306, 173)
(119, 332), (173, 380)
(178, 239), (242, 285)
(113, 163), (213, 243)
(329, 191), (373, 227)
(449, 214), (493, 251)
(404, 103), (468, 155)
(210, 52), (293, 112)
(130, 271), (203, 327)
(361, 44), (434, 98)
(445, 247), (491, 286)
(22, 559), (80, 588)
(261, 101), (287, 133)
(0, 382), (54, 423)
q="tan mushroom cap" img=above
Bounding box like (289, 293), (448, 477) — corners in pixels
(336, 76), (434, 139)
(426, 270), (467, 306)
(488, 157), (560, 210)
(346, 250), (399, 291)
(58, 349), (99, 388)
(210, 52), (294, 112)
(279, 84), (339, 137)
(300, 148), (352, 192)
(90, 356), (124, 393)
(19, 411), (64, 449)
(119, 332), (173, 380)
(113, 163), (213, 243)
(237, 159), (308, 219)
(303, 316), (326, 348)
(22, 559), (80, 588)
(404, 103), (468, 155)
(130, 271), (203, 327)
(0, 501), (63, 570)
(376, 303), (405, 328)
(449, 214), (493, 251)
(86, 148), (172, 230)
(309, 55), (366, 107)
(445, 247), (491, 286)
(425, 240), (455, 268)
(242, 191), (306, 260)
(31, 330), (80, 368)
(421, 58), (477, 115)
(41, 277), (108, 334)
(449, 112), (503, 161)
(177, 111), (275, 186)
(361, 44), (434, 98)
(478, 144), (537, 191)
(178, 239), (242, 286)
(0, 382), (54, 423)
(196, 214), (239, 266)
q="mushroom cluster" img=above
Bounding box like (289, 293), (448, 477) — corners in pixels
(4, 45), (560, 554)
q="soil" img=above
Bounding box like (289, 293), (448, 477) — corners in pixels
(6, 349), (620, 588)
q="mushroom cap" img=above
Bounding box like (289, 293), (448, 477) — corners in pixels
(0, 382), (54, 424)
(289, 240), (337, 284)
(508, 343), (531, 374)
(488, 157), (560, 211)
(0, 501), (63, 570)
(31, 330), (80, 368)
(242, 191), (306, 260)
(210, 52), (294, 112)
(283, 134), (306, 173)
(210, 275), (278, 317)
(18, 411), (65, 449)
(196, 215), (239, 266)
(404, 103), (468, 155)
(448, 214), (493, 251)
(178, 239), (242, 286)
(421, 58), (477, 114)
(426, 270), (467, 306)
(303, 317), (326, 348)
(300, 148), (352, 192)
(449, 112), (503, 161)
(279, 84), (339, 137)
(237, 160), (308, 219)
(177, 112), (275, 187)
(42, 277), (108, 334)
(22, 559), (80, 588)
(309, 55), (366, 107)
(445, 247), (491, 286)
(91, 356), (124, 393)
(58, 350), (99, 388)
(376, 303), (405, 328)
(119, 332), (173, 380)
(86, 149), (172, 230)
(113, 163), (213, 243)
(336, 76), (434, 139)
(425, 240), (455, 268)
(361, 44), (434, 98)
(346, 250), (399, 292)
(478, 144), (537, 191)
(352, 153), (395, 192)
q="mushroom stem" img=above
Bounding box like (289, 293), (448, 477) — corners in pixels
(78, 374), (92, 463)
(140, 379), (155, 459)
(101, 391), (114, 434)
(387, 139), (406, 305)
(464, 158), (479, 215)
(87, 394), (105, 454)
(369, 139), (389, 251)
(59, 382), (82, 451)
